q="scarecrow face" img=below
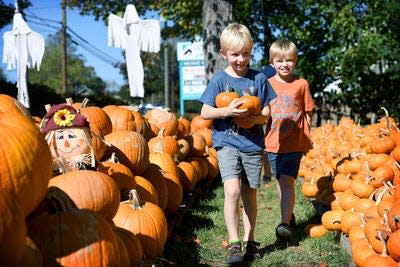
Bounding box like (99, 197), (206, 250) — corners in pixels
(49, 128), (91, 159)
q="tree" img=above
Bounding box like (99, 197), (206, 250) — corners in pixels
(267, 0), (400, 123)
(0, 67), (6, 82)
(202, 0), (232, 82)
(30, 0), (399, 122)
(0, 0), (31, 29)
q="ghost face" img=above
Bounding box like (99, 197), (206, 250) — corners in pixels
(49, 128), (91, 159)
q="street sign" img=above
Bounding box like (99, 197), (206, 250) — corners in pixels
(177, 41), (206, 115)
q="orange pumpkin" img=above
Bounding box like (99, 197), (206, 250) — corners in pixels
(0, 112), (52, 216)
(103, 105), (136, 132)
(144, 109), (179, 136)
(141, 163), (169, 211)
(387, 229), (400, 261)
(340, 210), (362, 234)
(321, 209), (344, 231)
(370, 136), (396, 154)
(0, 94), (31, 115)
(28, 188), (128, 267)
(48, 170), (120, 221)
(304, 223), (328, 238)
(215, 89), (240, 108)
(105, 130), (150, 175)
(134, 175), (159, 206)
(98, 161), (137, 200)
(78, 105), (113, 135)
(113, 189), (168, 258)
(149, 152), (183, 215)
(237, 95), (261, 114)
(185, 132), (207, 157)
(148, 129), (179, 156)
(191, 114), (213, 130)
(177, 161), (199, 193)
(177, 116), (191, 139)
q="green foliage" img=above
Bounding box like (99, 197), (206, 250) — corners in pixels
(0, 0), (31, 28)
(0, 79), (64, 116)
(27, 31), (116, 105)
(3, 0), (397, 121)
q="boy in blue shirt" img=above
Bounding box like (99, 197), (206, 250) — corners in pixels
(199, 23), (276, 265)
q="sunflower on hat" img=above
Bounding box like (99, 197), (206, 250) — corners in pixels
(53, 108), (76, 127)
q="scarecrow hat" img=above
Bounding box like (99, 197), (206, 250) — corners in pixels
(40, 103), (89, 134)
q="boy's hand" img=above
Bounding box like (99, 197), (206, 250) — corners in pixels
(228, 98), (248, 117)
(252, 114), (268, 125)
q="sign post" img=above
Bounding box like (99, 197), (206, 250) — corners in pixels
(177, 41), (206, 115)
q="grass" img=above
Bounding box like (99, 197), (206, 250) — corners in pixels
(161, 178), (350, 267)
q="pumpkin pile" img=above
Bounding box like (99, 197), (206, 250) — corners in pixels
(298, 109), (400, 266)
(0, 94), (219, 266)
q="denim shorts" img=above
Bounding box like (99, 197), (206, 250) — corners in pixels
(216, 146), (263, 189)
(267, 152), (303, 179)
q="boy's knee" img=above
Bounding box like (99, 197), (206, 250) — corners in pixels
(225, 187), (241, 200)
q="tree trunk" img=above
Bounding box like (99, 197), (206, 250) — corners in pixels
(202, 0), (233, 84)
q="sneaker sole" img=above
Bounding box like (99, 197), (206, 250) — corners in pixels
(226, 255), (245, 265)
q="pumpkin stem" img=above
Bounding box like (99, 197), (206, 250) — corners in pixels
(122, 189), (143, 210)
(65, 97), (74, 105)
(157, 128), (166, 137)
(45, 104), (51, 112)
(380, 107), (391, 130)
(80, 98), (90, 109)
(393, 215), (400, 224)
(224, 82), (231, 92)
(394, 161), (400, 170)
(383, 209), (392, 233)
(376, 230), (390, 256)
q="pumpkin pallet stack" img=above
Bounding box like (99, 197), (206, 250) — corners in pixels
(0, 94), (220, 266)
(298, 112), (400, 267)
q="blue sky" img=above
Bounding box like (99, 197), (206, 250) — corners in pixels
(0, 0), (148, 87)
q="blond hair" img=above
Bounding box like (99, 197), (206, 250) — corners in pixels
(269, 39), (298, 64)
(220, 23), (253, 53)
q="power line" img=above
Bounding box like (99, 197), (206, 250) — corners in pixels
(24, 11), (121, 67)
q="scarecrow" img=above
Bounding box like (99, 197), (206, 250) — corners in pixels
(40, 104), (96, 175)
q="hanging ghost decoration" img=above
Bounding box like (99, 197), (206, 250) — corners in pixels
(108, 4), (161, 98)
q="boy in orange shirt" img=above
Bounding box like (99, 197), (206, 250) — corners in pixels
(264, 39), (315, 244)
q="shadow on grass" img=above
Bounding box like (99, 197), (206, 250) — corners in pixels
(162, 178), (222, 266)
(259, 210), (324, 257)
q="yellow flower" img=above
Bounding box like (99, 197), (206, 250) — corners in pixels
(53, 108), (76, 127)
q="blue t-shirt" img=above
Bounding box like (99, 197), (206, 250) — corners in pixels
(262, 65), (276, 78)
(199, 69), (276, 152)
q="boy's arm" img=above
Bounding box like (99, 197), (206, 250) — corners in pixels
(201, 98), (247, 120)
(252, 104), (271, 125)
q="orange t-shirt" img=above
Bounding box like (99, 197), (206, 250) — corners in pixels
(265, 77), (316, 153)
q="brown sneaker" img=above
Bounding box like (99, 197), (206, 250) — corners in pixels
(243, 240), (260, 261)
(226, 242), (244, 265)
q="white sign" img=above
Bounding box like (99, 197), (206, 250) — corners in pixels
(177, 41), (206, 115)
(177, 41), (204, 61)
(180, 60), (206, 99)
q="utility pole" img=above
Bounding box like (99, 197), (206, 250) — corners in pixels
(164, 44), (169, 108)
(61, 0), (67, 96)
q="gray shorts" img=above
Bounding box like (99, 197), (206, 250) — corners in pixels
(216, 146), (263, 189)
